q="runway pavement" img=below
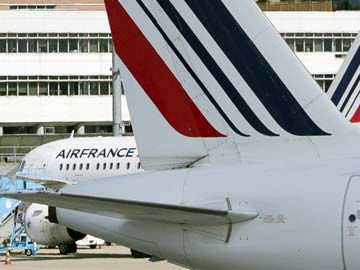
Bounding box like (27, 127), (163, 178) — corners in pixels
(1, 245), (187, 270)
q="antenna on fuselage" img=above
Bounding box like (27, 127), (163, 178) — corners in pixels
(69, 130), (75, 139)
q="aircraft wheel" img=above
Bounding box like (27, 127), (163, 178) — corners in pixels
(130, 249), (148, 258)
(59, 243), (77, 255)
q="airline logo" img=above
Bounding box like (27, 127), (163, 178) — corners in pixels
(105, 0), (329, 137)
(331, 44), (360, 123)
(56, 148), (137, 159)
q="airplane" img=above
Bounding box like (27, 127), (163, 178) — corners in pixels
(4, 136), (143, 255)
(327, 31), (360, 123)
(13, 29), (360, 258)
(17, 136), (140, 189)
(4, 1), (360, 269)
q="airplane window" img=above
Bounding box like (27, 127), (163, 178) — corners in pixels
(73, 164), (76, 170)
(109, 162), (113, 170)
(137, 162), (141, 170)
(116, 162), (120, 170)
(66, 164), (70, 171)
(126, 162), (130, 170)
(59, 164), (63, 171)
(86, 163), (90, 170)
(96, 163), (100, 170)
(79, 163), (83, 170)
(103, 163), (107, 170)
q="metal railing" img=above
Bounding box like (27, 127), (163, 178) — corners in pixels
(0, 146), (37, 163)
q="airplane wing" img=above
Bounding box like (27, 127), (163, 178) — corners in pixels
(15, 175), (74, 191)
(2, 190), (258, 226)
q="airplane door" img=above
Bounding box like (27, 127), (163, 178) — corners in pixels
(343, 176), (360, 269)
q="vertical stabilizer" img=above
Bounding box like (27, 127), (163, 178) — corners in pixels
(328, 32), (360, 123)
(105, 0), (356, 170)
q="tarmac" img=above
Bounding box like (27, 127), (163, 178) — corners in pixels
(1, 245), (187, 270)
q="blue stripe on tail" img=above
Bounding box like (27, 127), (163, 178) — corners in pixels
(331, 46), (360, 106)
(156, 0), (278, 137)
(185, 0), (329, 136)
(136, 0), (249, 137)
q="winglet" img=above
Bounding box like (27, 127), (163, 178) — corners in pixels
(1, 164), (20, 186)
(16, 174), (75, 191)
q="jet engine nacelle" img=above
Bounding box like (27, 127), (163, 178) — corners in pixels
(25, 203), (85, 245)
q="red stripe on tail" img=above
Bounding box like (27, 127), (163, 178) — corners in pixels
(105, 0), (225, 138)
(350, 106), (360, 123)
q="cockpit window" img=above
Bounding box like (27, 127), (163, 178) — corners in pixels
(18, 161), (26, 172)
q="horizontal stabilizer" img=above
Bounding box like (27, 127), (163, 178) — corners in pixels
(16, 175), (74, 191)
(2, 190), (258, 226)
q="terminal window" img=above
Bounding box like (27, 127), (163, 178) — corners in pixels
(313, 74), (336, 92)
(282, 32), (357, 53)
(0, 33), (112, 54)
(10, 5), (56, 10)
(0, 76), (113, 96)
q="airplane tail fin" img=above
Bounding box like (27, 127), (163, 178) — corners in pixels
(105, 0), (356, 170)
(328, 32), (360, 123)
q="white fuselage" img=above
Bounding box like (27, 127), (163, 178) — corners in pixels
(53, 157), (360, 270)
(21, 136), (142, 246)
(19, 136), (142, 182)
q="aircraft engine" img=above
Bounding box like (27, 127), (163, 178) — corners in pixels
(25, 203), (86, 246)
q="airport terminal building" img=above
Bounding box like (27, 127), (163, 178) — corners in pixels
(0, 0), (359, 159)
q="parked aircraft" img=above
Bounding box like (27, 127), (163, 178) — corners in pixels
(15, 136), (142, 254)
(4, 1), (360, 269)
(21, 34), (360, 257)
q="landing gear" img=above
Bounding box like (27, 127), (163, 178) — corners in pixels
(130, 249), (150, 258)
(58, 243), (77, 255)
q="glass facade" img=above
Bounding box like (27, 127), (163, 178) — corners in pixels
(312, 74), (336, 92)
(0, 33), (112, 53)
(0, 76), (112, 96)
(334, 0), (360, 10)
(281, 32), (357, 53)
(9, 5), (56, 10)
